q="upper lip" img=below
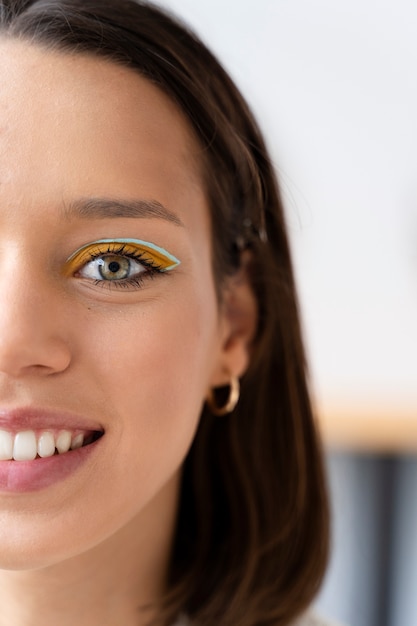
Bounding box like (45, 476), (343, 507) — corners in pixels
(0, 406), (104, 432)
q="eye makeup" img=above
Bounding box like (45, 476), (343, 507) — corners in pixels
(64, 238), (181, 277)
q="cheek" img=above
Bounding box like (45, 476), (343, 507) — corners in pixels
(78, 288), (220, 473)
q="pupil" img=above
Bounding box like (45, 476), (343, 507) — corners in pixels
(108, 261), (120, 273)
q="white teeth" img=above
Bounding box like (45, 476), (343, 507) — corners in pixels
(13, 431), (37, 461)
(71, 433), (84, 450)
(56, 430), (72, 454)
(0, 428), (91, 461)
(38, 431), (56, 458)
(0, 430), (13, 461)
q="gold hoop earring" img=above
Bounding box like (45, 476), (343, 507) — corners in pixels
(207, 376), (240, 416)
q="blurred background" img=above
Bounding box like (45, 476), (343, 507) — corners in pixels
(157, 1), (417, 625)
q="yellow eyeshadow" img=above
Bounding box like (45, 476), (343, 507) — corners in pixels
(63, 238), (181, 276)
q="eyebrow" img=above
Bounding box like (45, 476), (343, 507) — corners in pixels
(63, 197), (184, 227)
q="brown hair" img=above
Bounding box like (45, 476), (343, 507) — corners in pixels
(0, 1), (329, 624)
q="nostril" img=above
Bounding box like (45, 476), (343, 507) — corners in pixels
(0, 340), (71, 379)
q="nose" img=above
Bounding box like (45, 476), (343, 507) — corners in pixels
(0, 270), (72, 379)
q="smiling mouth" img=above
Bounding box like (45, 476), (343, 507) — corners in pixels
(0, 429), (104, 462)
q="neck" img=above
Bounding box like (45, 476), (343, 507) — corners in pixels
(0, 474), (180, 626)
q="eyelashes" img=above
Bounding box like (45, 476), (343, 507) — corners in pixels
(63, 238), (181, 290)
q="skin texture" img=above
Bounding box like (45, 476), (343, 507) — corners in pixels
(0, 41), (256, 626)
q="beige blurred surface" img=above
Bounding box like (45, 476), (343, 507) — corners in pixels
(316, 400), (417, 453)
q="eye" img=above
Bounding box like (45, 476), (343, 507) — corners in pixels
(63, 238), (181, 290)
(78, 254), (146, 282)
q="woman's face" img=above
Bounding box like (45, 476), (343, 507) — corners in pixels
(0, 40), (239, 569)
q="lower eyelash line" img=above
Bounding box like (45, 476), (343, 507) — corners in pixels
(90, 267), (163, 290)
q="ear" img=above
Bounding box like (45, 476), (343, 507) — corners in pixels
(210, 252), (258, 388)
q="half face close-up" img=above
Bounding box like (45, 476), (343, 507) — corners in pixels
(0, 39), (251, 571)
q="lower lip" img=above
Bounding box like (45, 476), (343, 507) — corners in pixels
(0, 439), (101, 493)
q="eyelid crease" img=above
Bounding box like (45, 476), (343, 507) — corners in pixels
(63, 238), (181, 276)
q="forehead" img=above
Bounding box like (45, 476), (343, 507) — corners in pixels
(0, 39), (204, 213)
